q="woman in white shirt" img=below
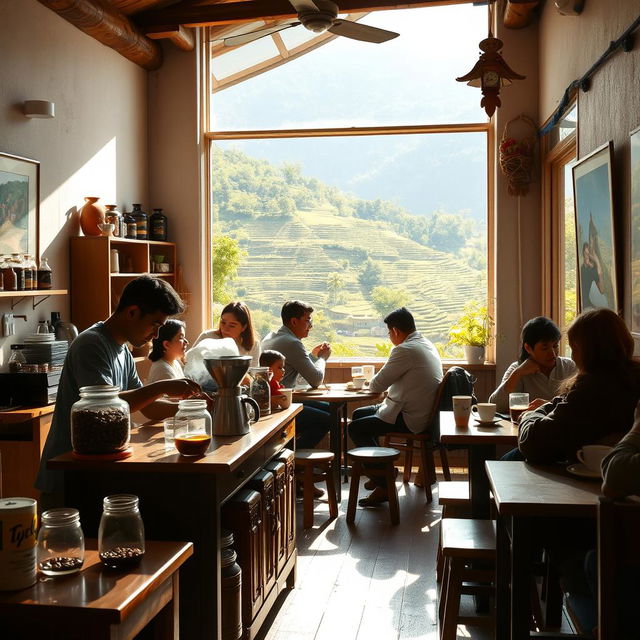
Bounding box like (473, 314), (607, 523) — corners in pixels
(489, 316), (576, 413)
(193, 301), (260, 366)
(146, 319), (188, 383)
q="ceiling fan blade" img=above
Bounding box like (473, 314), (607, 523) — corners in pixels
(223, 22), (298, 47)
(328, 19), (399, 43)
(288, 0), (320, 13)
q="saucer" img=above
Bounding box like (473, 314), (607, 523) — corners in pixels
(473, 417), (501, 425)
(566, 463), (601, 479)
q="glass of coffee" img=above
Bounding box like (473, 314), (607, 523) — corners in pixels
(509, 392), (530, 423)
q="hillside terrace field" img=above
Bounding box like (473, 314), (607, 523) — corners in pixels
(220, 210), (485, 356)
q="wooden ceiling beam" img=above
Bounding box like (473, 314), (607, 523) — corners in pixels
(135, 0), (473, 29)
(37, 0), (162, 70)
(146, 24), (196, 50)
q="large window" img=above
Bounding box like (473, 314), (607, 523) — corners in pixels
(207, 4), (491, 358)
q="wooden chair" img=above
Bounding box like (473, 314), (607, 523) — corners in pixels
(439, 518), (495, 640)
(294, 449), (338, 529)
(347, 446), (401, 526)
(436, 481), (471, 582)
(383, 369), (454, 502)
(598, 496), (640, 640)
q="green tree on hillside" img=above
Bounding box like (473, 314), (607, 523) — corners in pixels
(326, 272), (345, 305)
(426, 212), (469, 253)
(213, 235), (246, 304)
(370, 286), (411, 318)
(358, 258), (382, 291)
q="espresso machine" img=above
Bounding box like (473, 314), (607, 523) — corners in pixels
(204, 356), (260, 436)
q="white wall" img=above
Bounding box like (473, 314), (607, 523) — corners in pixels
(0, 0), (148, 366)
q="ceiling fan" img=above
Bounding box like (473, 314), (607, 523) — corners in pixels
(223, 0), (399, 47)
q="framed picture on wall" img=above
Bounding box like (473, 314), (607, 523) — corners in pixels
(572, 141), (617, 313)
(630, 126), (640, 335)
(0, 152), (39, 259)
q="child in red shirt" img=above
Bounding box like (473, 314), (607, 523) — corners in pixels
(260, 350), (287, 409)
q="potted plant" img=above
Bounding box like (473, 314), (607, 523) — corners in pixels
(447, 301), (494, 364)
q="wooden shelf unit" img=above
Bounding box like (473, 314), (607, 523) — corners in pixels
(70, 236), (177, 331)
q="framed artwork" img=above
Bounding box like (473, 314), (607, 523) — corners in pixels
(0, 152), (39, 259)
(572, 141), (617, 313)
(630, 126), (640, 335)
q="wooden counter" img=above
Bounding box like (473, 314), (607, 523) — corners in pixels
(50, 404), (302, 640)
(0, 404), (54, 499)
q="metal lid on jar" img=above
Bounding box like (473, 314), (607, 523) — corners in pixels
(0, 497), (36, 512)
(249, 367), (270, 374)
(79, 384), (121, 396)
(177, 399), (207, 410)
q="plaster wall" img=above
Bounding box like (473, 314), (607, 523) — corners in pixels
(0, 0), (147, 367)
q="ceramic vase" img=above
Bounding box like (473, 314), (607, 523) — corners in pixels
(463, 345), (485, 365)
(79, 197), (106, 236)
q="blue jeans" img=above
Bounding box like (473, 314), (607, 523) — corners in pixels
(296, 400), (331, 449)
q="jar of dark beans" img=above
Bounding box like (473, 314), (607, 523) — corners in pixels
(71, 385), (131, 456)
(98, 494), (145, 570)
(248, 367), (271, 417)
(37, 508), (85, 576)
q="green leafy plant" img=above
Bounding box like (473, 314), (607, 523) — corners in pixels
(447, 301), (494, 348)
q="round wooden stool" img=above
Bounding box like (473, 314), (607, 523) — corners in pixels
(294, 449), (338, 529)
(347, 446), (401, 526)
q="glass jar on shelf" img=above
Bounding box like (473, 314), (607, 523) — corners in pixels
(37, 257), (52, 290)
(22, 255), (36, 290)
(9, 253), (25, 290)
(8, 345), (26, 372)
(123, 210), (137, 239)
(0, 255), (15, 291)
(149, 208), (167, 241)
(98, 494), (145, 569)
(105, 205), (124, 238)
(248, 367), (271, 417)
(37, 507), (85, 576)
(131, 204), (148, 240)
(173, 398), (212, 456)
(70, 385), (131, 456)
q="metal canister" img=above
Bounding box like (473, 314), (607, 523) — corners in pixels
(0, 497), (37, 590)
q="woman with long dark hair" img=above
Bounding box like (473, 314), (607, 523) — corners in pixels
(518, 308), (640, 463)
(146, 319), (188, 383)
(193, 301), (260, 366)
(489, 316), (576, 413)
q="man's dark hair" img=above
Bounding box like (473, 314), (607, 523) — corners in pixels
(384, 307), (416, 334)
(518, 316), (561, 363)
(281, 300), (313, 325)
(260, 350), (285, 367)
(116, 275), (184, 316)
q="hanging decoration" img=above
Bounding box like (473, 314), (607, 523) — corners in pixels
(455, 1), (526, 117)
(499, 115), (537, 196)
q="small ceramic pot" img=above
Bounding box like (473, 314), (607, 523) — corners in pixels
(79, 197), (106, 236)
(463, 345), (485, 365)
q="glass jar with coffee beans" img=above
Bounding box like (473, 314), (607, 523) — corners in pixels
(37, 508), (85, 576)
(98, 494), (145, 569)
(70, 385), (131, 456)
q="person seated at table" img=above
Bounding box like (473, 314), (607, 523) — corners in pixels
(348, 307), (443, 506)
(193, 301), (260, 367)
(517, 308), (640, 464)
(259, 349), (289, 410)
(489, 316), (576, 414)
(36, 276), (205, 508)
(262, 300), (331, 452)
(602, 400), (640, 498)
(146, 319), (188, 383)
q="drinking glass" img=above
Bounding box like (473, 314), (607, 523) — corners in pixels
(509, 392), (530, 423)
(351, 366), (364, 381)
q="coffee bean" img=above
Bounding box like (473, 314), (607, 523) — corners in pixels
(72, 407), (129, 454)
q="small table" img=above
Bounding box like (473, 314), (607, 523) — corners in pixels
(486, 461), (600, 640)
(439, 411), (518, 518)
(0, 539), (193, 640)
(293, 383), (381, 503)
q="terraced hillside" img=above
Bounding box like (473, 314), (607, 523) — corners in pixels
(220, 210), (485, 354)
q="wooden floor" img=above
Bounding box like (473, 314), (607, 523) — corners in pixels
(258, 470), (493, 640)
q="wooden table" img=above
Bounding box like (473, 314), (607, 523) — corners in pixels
(439, 411), (518, 518)
(50, 405), (302, 640)
(486, 460), (601, 640)
(0, 539), (193, 639)
(293, 383), (381, 502)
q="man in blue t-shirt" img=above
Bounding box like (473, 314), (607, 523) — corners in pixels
(37, 276), (204, 505)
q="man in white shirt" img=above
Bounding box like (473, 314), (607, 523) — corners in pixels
(349, 307), (443, 506)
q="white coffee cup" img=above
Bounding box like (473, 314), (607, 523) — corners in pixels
(452, 395), (473, 427)
(277, 388), (293, 409)
(472, 402), (497, 423)
(352, 377), (365, 390)
(362, 365), (375, 382)
(576, 444), (613, 474)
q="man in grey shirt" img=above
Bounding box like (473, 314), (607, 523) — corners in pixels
(262, 300), (331, 450)
(36, 276), (203, 505)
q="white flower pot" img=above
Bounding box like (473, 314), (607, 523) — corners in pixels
(463, 345), (485, 365)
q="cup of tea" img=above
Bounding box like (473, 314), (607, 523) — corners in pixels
(509, 392), (530, 423)
(452, 395), (473, 427)
(277, 388), (293, 409)
(362, 365), (375, 382)
(576, 444), (613, 474)
(174, 417), (211, 456)
(352, 377), (366, 390)
(472, 402), (496, 423)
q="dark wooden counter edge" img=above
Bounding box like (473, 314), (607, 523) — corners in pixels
(0, 404), (55, 423)
(49, 404), (302, 475)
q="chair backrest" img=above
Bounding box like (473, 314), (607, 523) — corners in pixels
(425, 366), (477, 442)
(598, 495), (640, 639)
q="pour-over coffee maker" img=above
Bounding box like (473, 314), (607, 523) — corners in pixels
(204, 356), (260, 436)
